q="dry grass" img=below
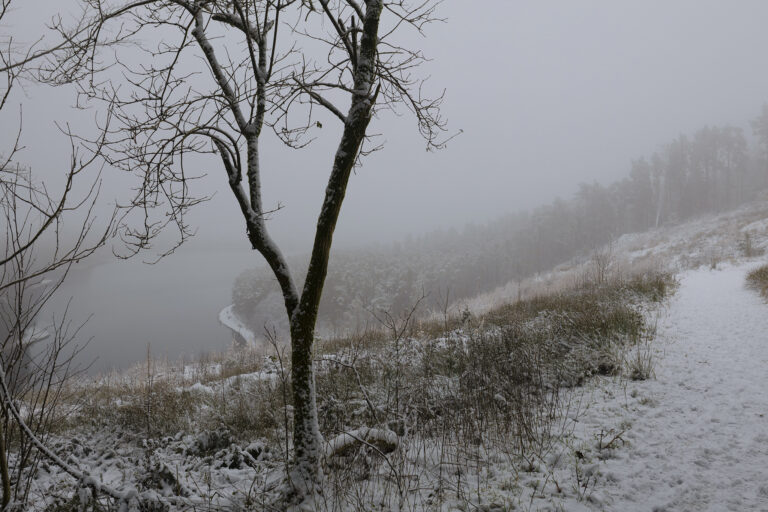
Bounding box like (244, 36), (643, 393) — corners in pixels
(311, 269), (674, 510)
(746, 263), (768, 298)
(46, 267), (674, 511)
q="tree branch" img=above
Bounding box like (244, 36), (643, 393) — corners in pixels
(191, 10), (250, 131)
(293, 78), (347, 123)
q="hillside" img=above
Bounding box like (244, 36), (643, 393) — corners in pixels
(3, 200), (765, 511)
(462, 197), (768, 315)
(8, 2), (768, 510)
(223, 149), (768, 347)
(573, 261), (768, 510)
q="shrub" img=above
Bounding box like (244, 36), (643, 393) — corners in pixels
(746, 263), (768, 298)
(316, 269), (674, 464)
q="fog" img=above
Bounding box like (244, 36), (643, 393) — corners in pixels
(6, 0), (768, 370)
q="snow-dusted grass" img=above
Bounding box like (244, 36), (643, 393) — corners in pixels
(16, 200), (768, 511)
(69, 350), (288, 442)
(614, 198), (768, 272)
(26, 268), (672, 511)
(456, 197), (768, 322)
(33, 260), (768, 511)
(746, 262), (768, 298)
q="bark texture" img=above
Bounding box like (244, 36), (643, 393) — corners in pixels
(288, 0), (383, 494)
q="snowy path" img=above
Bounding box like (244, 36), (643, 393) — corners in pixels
(594, 263), (768, 511)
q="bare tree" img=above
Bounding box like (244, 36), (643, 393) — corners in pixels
(36, 0), (447, 499)
(0, 2), (116, 506)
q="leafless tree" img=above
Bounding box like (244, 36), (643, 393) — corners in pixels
(0, 1), (115, 507)
(38, 0), (448, 500)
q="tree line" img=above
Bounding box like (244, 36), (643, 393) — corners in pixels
(232, 108), (768, 336)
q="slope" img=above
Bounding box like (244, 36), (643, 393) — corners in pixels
(575, 262), (768, 511)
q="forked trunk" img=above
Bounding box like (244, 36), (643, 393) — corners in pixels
(287, 321), (323, 496)
(285, 0), (383, 500)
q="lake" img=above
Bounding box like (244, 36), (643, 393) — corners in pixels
(49, 247), (264, 374)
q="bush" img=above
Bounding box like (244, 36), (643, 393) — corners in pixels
(746, 263), (768, 298)
(317, 269), (674, 460)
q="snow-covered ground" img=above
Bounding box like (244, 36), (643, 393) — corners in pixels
(462, 198), (768, 317)
(570, 262), (768, 511)
(219, 304), (257, 346)
(19, 205), (768, 511)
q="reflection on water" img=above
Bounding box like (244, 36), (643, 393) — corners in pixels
(49, 249), (260, 374)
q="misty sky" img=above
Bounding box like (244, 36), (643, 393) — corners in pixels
(6, 0), (768, 252)
(6, 1), (768, 367)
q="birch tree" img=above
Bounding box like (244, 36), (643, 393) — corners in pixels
(41, 0), (446, 498)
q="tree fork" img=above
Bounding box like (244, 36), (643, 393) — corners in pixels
(287, 0), (382, 492)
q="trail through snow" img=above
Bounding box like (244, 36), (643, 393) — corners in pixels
(587, 263), (768, 511)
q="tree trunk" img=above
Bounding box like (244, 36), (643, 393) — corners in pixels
(287, 321), (322, 496)
(287, 112), (375, 494)
(276, 0), (384, 500)
(0, 419), (10, 508)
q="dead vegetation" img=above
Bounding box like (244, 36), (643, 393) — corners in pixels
(746, 263), (768, 298)
(30, 266), (674, 511)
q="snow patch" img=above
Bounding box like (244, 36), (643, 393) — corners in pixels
(218, 304), (256, 346)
